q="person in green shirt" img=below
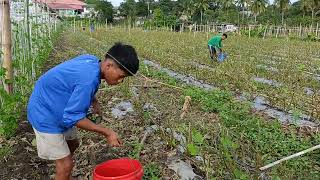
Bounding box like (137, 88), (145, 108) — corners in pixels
(208, 33), (227, 60)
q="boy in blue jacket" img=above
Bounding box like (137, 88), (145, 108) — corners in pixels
(27, 43), (139, 180)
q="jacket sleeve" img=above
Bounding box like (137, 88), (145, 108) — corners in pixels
(62, 83), (96, 129)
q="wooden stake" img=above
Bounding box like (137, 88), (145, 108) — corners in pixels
(1, 0), (13, 94)
(180, 96), (192, 119)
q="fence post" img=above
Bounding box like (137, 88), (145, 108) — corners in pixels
(1, 0), (13, 94)
(263, 25), (267, 39)
(276, 27), (279, 38)
(299, 24), (302, 37)
(249, 25), (251, 38)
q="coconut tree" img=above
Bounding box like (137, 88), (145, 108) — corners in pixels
(300, 0), (309, 17)
(250, 0), (268, 23)
(177, 0), (196, 21)
(194, 0), (210, 24)
(236, 0), (252, 23)
(220, 0), (235, 16)
(300, 0), (320, 25)
(274, 0), (290, 25)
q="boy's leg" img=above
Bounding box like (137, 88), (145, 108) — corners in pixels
(33, 128), (77, 180)
(67, 139), (79, 155)
(210, 46), (217, 59)
(208, 45), (214, 59)
(55, 155), (74, 180)
(64, 127), (80, 155)
(213, 47), (217, 58)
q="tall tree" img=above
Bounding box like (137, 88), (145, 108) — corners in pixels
(250, 0), (268, 23)
(194, 0), (210, 24)
(274, 0), (290, 25)
(300, 0), (320, 25)
(86, 0), (114, 22)
(119, 0), (137, 19)
(300, 0), (309, 17)
(158, 0), (174, 15)
(237, 0), (251, 20)
(221, 0), (235, 10)
(177, 0), (195, 21)
(136, 0), (148, 17)
(136, 0), (155, 17)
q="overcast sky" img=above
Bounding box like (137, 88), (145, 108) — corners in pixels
(108, 0), (299, 7)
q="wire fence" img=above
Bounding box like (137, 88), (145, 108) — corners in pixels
(0, 0), (60, 136)
(0, 0), (59, 96)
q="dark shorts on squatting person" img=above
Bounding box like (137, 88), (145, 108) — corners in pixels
(208, 45), (216, 58)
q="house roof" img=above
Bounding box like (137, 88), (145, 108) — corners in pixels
(34, 0), (86, 10)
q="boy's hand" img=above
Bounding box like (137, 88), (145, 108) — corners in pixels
(105, 130), (123, 147)
(76, 118), (123, 147)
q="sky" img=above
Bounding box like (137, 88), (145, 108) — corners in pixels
(109, 0), (123, 7)
(108, 0), (299, 7)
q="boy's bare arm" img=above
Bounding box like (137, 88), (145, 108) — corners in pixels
(92, 97), (102, 116)
(76, 118), (122, 146)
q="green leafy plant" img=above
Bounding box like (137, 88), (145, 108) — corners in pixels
(143, 163), (161, 180)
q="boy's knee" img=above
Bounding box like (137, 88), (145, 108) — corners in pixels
(56, 156), (74, 175)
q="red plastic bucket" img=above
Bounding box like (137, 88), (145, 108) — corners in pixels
(93, 158), (143, 180)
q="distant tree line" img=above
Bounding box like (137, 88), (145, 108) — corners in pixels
(86, 0), (320, 26)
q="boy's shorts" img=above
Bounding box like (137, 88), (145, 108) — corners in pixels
(208, 45), (217, 55)
(33, 127), (78, 160)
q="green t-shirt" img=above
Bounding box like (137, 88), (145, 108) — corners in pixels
(208, 35), (223, 48)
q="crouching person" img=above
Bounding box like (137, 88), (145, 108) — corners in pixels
(27, 43), (139, 180)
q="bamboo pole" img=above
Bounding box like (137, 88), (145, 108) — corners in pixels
(1, 0), (13, 94)
(260, 144), (320, 171)
(73, 18), (76, 33)
(54, 17), (57, 31)
(106, 18), (108, 30)
(316, 23), (319, 37)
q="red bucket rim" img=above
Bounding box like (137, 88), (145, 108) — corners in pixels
(93, 158), (143, 179)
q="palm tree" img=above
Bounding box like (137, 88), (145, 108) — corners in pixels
(221, 0), (234, 9)
(300, 0), (309, 17)
(274, 0), (290, 25)
(300, 0), (320, 25)
(194, 0), (210, 24)
(220, 0), (235, 16)
(250, 0), (268, 23)
(237, 0), (251, 21)
(178, 0), (196, 21)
